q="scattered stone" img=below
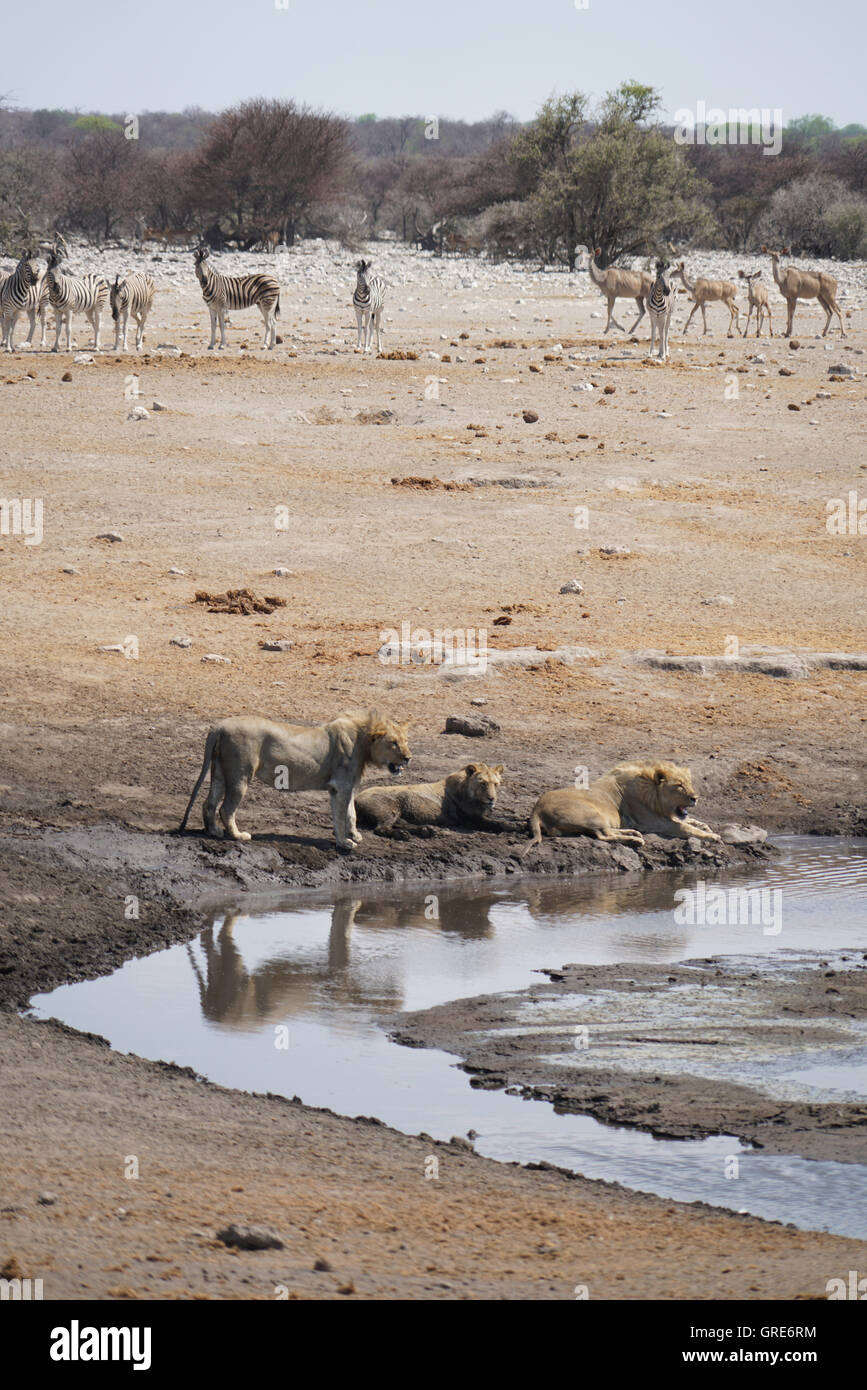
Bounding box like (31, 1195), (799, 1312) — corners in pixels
(788, 403), (800, 411)
(574, 382), (594, 392)
(127, 405), (150, 421)
(61, 372), (72, 382)
(61, 566), (81, 575)
(559, 579), (584, 594)
(828, 363), (855, 377)
(170, 637), (192, 648)
(750, 354), (766, 364)
(779, 367), (794, 376)
(720, 824), (768, 846)
(444, 714), (500, 737)
(168, 567), (184, 575)
(152, 400), (168, 411)
(273, 566), (293, 577)
(216, 1223), (284, 1251)
(202, 653), (231, 664)
(603, 384), (616, 395)
(37, 1192), (57, 1205)
(96, 532), (124, 543)
(73, 353), (94, 365)
(259, 639), (293, 652)
(599, 545), (631, 557)
(701, 595), (734, 606)
(313, 1257), (333, 1272)
(788, 340), (800, 350)
(522, 409), (539, 423)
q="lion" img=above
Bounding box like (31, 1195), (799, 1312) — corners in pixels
(525, 761), (720, 851)
(178, 707), (411, 851)
(356, 762), (504, 834)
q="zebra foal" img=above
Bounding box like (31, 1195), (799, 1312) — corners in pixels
(110, 272), (156, 351)
(193, 244), (280, 350)
(352, 259), (386, 353)
(45, 248), (109, 352)
(647, 259), (675, 362)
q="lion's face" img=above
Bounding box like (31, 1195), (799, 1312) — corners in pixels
(462, 763), (503, 810)
(369, 721), (411, 777)
(654, 765), (698, 820)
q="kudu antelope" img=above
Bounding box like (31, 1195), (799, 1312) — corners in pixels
(738, 270), (773, 337)
(763, 246), (845, 338)
(587, 249), (654, 335)
(670, 261), (739, 336)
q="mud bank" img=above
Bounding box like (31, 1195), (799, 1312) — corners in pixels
(392, 953), (867, 1164)
(0, 816), (771, 1009)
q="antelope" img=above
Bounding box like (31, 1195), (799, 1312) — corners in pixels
(670, 261), (739, 336)
(141, 227), (198, 251)
(587, 249), (654, 335)
(763, 246), (845, 338)
(738, 270), (773, 337)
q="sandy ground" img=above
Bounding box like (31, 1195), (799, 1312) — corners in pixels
(1, 244), (866, 1298)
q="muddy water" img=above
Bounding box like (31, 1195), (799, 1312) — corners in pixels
(28, 837), (867, 1237)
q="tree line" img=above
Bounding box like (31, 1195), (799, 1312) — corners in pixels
(1, 88), (865, 262)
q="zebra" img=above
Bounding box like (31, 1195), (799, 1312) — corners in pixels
(647, 259), (675, 362)
(0, 249), (44, 352)
(352, 259), (386, 353)
(45, 248), (109, 352)
(193, 244), (280, 350)
(110, 272), (156, 351)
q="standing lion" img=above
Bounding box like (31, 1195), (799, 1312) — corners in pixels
(179, 707), (410, 851)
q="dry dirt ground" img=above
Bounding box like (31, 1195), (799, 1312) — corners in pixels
(1, 257), (865, 1299)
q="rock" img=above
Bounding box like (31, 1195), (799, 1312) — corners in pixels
(788, 339), (800, 350)
(37, 1192), (57, 1205)
(701, 595), (734, 606)
(313, 1257), (333, 1272)
(469, 698), (488, 706)
(273, 567), (293, 577)
(522, 409), (539, 423)
(96, 532), (124, 542)
(152, 400), (168, 411)
(779, 367), (794, 376)
(170, 637), (192, 648)
(259, 639), (293, 652)
(216, 1223), (284, 1251)
(73, 352), (94, 365)
(604, 385), (616, 395)
(61, 372), (72, 382)
(750, 354), (766, 364)
(444, 714), (501, 737)
(574, 382), (595, 392)
(559, 579), (584, 594)
(720, 824), (768, 846)
(168, 567), (184, 575)
(828, 363), (855, 377)
(61, 566), (81, 575)
(202, 653), (231, 664)
(127, 405), (150, 421)
(599, 545), (631, 556)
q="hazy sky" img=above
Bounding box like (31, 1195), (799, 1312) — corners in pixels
(6, 0), (864, 127)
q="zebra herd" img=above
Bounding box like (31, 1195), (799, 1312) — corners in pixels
(0, 242), (392, 356)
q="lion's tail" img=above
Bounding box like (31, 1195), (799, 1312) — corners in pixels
(178, 728), (220, 831)
(521, 809), (544, 857)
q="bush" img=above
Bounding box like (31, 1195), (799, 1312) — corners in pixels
(757, 174), (867, 258)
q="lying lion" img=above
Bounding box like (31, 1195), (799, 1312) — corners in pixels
(526, 760), (720, 851)
(356, 762), (504, 834)
(179, 707), (411, 851)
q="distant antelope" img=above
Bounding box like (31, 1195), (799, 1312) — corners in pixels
(738, 270), (773, 337)
(193, 244), (281, 350)
(647, 260), (675, 361)
(352, 259), (386, 353)
(763, 246), (845, 338)
(110, 272), (156, 351)
(670, 261), (739, 337)
(141, 226), (197, 251)
(45, 246), (110, 352)
(587, 250), (653, 334)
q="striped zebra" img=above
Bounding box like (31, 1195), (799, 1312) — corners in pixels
(352, 259), (386, 353)
(647, 259), (675, 362)
(193, 244), (280, 350)
(110, 272), (156, 351)
(0, 249), (46, 352)
(45, 249), (109, 353)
